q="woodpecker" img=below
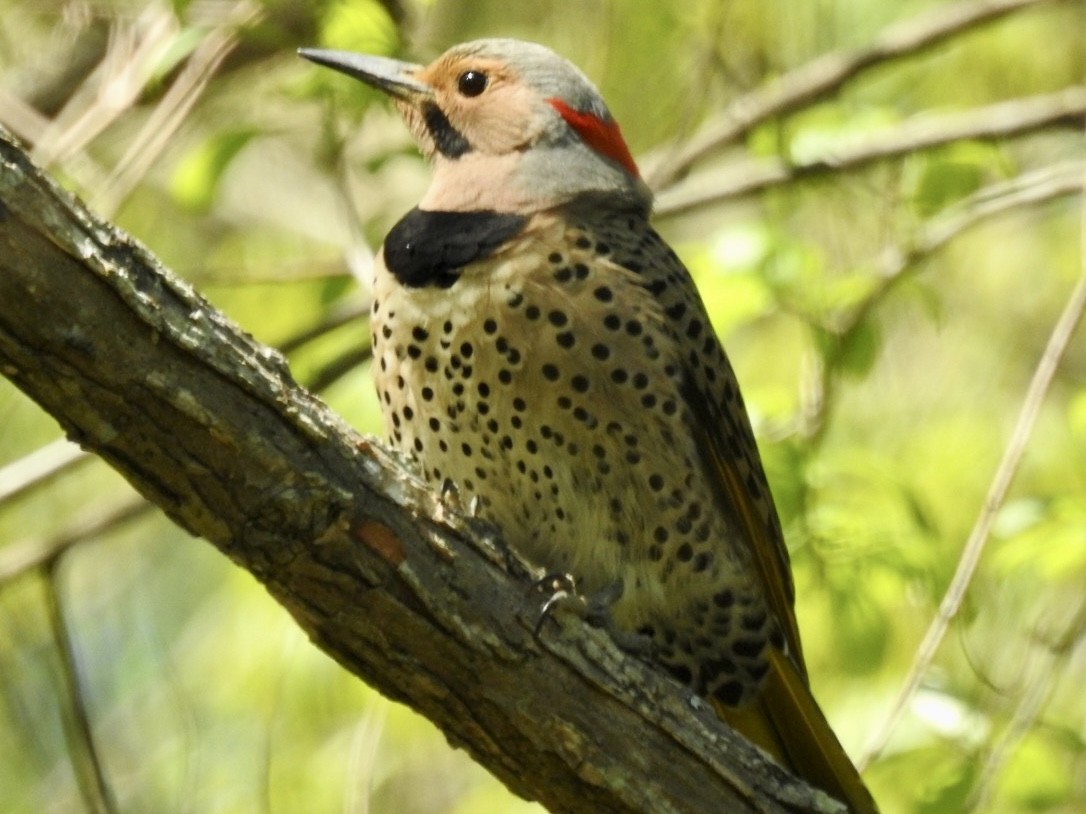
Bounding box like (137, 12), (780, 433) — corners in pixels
(300, 39), (878, 813)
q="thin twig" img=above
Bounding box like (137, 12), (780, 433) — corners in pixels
(344, 700), (388, 814)
(0, 87), (51, 144)
(805, 162), (1083, 442)
(0, 438), (89, 503)
(858, 162), (1082, 329)
(0, 499), (150, 585)
(858, 158), (1086, 770)
(966, 597), (1086, 812)
(30, 7), (176, 169)
(306, 346), (373, 394)
(645, 0), (1067, 190)
(655, 87), (1086, 218)
(95, 1), (263, 216)
(42, 563), (120, 814)
(276, 300), (369, 354)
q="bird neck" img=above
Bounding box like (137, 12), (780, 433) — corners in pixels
(419, 144), (652, 218)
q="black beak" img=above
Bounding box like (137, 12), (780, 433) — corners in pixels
(298, 48), (433, 102)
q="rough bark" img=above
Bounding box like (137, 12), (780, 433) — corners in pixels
(0, 127), (845, 814)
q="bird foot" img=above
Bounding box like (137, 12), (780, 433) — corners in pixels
(439, 477), (481, 517)
(430, 478), (537, 578)
(532, 575), (652, 655)
(533, 572), (582, 637)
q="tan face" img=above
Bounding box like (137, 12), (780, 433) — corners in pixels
(298, 40), (649, 213)
(400, 54), (551, 159)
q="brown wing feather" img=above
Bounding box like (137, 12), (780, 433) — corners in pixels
(686, 375), (879, 813)
(683, 380), (806, 675)
(585, 216), (877, 810)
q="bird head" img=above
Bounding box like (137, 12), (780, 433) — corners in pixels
(300, 39), (652, 216)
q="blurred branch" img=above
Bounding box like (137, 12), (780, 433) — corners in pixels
(864, 162), (1083, 316)
(15, 17), (111, 118)
(0, 500), (149, 586)
(95, 1), (263, 216)
(276, 300), (369, 355)
(0, 129), (845, 814)
(0, 439), (90, 504)
(0, 88), (52, 147)
(655, 87), (1086, 217)
(806, 161), (1084, 441)
(644, 0), (1068, 190)
(967, 597), (1086, 812)
(43, 565), (120, 814)
(0, 2), (264, 213)
(29, 6), (178, 170)
(0, 0), (324, 149)
(858, 159), (1086, 769)
(305, 347), (374, 394)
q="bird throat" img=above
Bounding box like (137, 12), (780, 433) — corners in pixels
(383, 207), (528, 288)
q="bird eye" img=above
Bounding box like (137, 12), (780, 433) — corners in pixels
(457, 70), (488, 97)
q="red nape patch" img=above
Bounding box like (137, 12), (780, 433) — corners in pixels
(547, 98), (640, 179)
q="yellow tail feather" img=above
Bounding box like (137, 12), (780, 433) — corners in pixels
(713, 648), (878, 814)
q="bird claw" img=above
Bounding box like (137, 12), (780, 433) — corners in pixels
(440, 478), (463, 511)
(435, 477), (482, 523)
(533, 572), (582, 638)
(532, 574), (634, 642)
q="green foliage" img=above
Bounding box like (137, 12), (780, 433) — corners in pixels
(685, 224), (775, 330)
(171, 128), (262, 212)
(816, 318), (883, 379)
(320, 0), (399, 56)
(1, 1), (1084, 812)
(993, 497), (1086, 582)
(1001, 733), (1076, 810)
(908, 142), (1011, 217)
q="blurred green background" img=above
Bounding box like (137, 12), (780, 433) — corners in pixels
(1, 1), (1084, 812)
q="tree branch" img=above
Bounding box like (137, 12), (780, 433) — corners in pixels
(0, 498), (149, 584)
(644, 0), (1068, 190)
(0, 131), (845, 812)
(803, 161), (1083, 445)
(655, 87), (1086, 218)
(0, 437), (90, 503)
(43, 563), (121, 814)
(859, 161), (1086, 771)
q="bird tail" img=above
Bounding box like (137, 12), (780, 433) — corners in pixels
(712, 647), (878, 814)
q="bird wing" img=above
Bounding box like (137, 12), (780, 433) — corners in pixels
(677, 298), (881, 813)
(682, 335), (881, 814)
(682, 378), (807, 676)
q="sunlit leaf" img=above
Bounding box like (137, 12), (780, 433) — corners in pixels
(914, 749), (977, 814)
(1067, 388), (1086, 441)
(829, 591), (890, 673)
(999, 732), (1074, 810)
(690, 261), (774, 332)
(319, 0), (398, 55)
(908, 141), (1008, 217)
(825, 317), (881, 379)
(993, 498), (1086, 582)
(170, 128), (260, 213)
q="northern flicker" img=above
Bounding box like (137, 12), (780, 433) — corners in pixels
(300, 39), (878, 813)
